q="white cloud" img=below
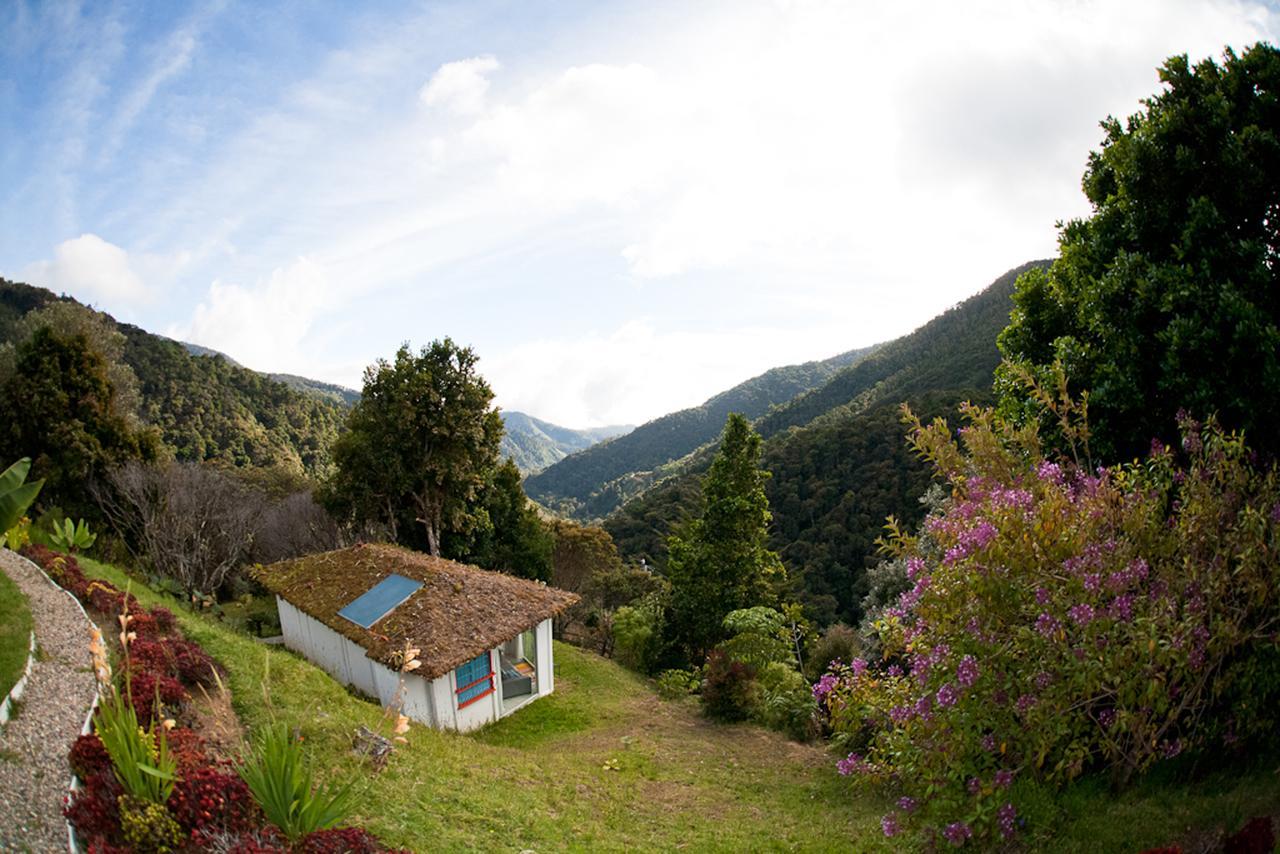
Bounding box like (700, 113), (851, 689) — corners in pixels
(419, 55), (501, 115)
(168, 257), (336, 374)
(19, 233), (149, 305)
(485, 318), (872, 428)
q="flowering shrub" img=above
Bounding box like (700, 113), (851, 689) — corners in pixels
(823, 399), (1280, 844)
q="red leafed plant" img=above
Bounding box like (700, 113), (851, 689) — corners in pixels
(68, 733), (112, 781)
(65, 770), (125, 846)
(299, 827), (409, 854)
(127, 671), (187, 722)
(169, 766), (260, 837)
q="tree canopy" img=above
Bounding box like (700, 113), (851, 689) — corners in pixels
(321, 339), (502, 555)
(665, 413), (784, 663)
(997, 44), (1280, 460)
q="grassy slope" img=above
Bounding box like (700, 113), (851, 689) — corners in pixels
(77, 557), (1279, 852)
(0, 564), (32, 698)
(78, 558), (887, 852)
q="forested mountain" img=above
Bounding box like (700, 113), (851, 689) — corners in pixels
(499, 411), (633, 475)
(605, 262), (1049, 625)
(268, 373), (361, 407)
(524, 344), (878, 519)
(0, 279), (346, 478)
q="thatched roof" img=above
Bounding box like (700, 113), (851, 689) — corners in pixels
(254, 544), (579, 679)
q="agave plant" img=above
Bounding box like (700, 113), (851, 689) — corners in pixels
(238, 723), (356, 841)
(0, 458), (43, 548)
(49, 517), (97, 553)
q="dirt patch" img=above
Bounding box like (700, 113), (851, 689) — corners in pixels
(186, 678), (246, 761)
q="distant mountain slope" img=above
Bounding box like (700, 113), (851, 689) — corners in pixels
(500, 411), (633, 475)
(0, 279), (347, 478)
(523, 344), (879, 519)
(604, 261), (1050, 625)
(269, 373), (361, 407)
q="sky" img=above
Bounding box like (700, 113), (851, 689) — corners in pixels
(2, 1), (1277, 428)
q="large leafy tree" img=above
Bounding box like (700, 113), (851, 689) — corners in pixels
(322, 339), (502, 555)
(0, 327), (158, 517)
(444, 457), (553, 579)
(997, 44), (1280, 461)
(665, 413), (784, 664)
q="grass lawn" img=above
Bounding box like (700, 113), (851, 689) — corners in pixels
(76, 556), (1280, 852)
(0, 562), (33, 700)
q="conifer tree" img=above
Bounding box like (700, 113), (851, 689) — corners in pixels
(665, 413), (784, 664)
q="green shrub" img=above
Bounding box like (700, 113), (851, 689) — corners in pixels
(49, 517), (97, 553)
(655, 669), (699, 699)
(612, 592), (666, 674)
(755, 662), (818, 741)
(720, 606), (794, 671)
(94, 685), (177, 805)
(803, 623), (860, 682)
(238, 723), (355, 842)
(0, 458), (42, 545)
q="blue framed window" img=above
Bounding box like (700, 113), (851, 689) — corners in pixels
(455, 652), (494, 708)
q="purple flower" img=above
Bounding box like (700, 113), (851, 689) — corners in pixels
(1035, 586), (1051, 605)
(1036, 460), (1064, 485)
(887, 664), (904, 678)
(851, 657), (868, 676)
(1035, 612), (1061, 637)
(981, 733), (997, 752)
(943, 821), (973, 847)
(944, 521), (999, 565)
(914, 694), (934, 721)
(956, 655), (979, 688)
(836, 752), (865, 776)
(930, 643), (951, 664)
(994, 769), (1014, 788)
(906, 556), (926, 580)
(1084, 573), (1102, 592)
(1097, 708), (1116, 728)
(881, 813), (900, 837)
(1015, 694), (1037, 715)
(1068, 603), (1095, 626)
(812, 673), (838, 700)
(997, 803), (1017, 839)
(897, 796), (917, 813)
(1034, 671), (1052, 691)
(936, 683), (958, 708)
(966, 776), (981, 794)
(889, 705), (911, 725)
(1108, 594), (1135, 621)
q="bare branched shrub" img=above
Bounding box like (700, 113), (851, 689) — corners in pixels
(95, 462), (258, 596)
(250, 491), (345, 565)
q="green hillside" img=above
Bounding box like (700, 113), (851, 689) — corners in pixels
(606, 263), (1049, 624)
(524, 345), (878, 519)
(500, 411), (633, 475)
(0, 279), (347, 478)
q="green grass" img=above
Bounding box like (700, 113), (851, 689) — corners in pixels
(0, 564), (33, 700)
(76, 557), (1280, 852)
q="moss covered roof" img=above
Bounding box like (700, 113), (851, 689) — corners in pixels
(254, 544), (578, 679)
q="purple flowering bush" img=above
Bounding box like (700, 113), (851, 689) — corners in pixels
(822, 395), (1280, 845)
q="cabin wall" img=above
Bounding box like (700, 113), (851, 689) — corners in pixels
(452, 648), (501, 732)
(536, 618), (555, 695)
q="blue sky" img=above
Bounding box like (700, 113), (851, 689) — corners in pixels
(2, 1), (1277, 427)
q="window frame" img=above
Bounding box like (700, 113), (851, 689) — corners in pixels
(454, 651), (495, 709)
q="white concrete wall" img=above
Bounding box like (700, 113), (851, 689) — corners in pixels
(276, 599), (560, 732)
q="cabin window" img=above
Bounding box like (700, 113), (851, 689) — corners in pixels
(455, 652), (494, 708)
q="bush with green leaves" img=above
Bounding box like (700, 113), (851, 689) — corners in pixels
(612, 592), (667, 674)
(94, 685), (177, 806)
(655, 669), (700, 700)
(49, 517), (97, 553)
(820, 389), (1280, 845)
(699, 650), (758, 722)
(0, 458), (42, 549)
(755, 662), (818, 741)
(238, 723), (356, 842)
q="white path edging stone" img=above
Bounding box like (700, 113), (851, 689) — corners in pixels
(4, 550), (100, 854)
(0, 630), (37, 727)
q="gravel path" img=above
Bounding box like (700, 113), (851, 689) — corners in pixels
(0, 549), (97, 853)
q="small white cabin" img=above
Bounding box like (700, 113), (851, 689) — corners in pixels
(257, 543), (579, 732)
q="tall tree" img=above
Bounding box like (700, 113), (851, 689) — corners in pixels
(665, 413), (784, 664)
(321, 339), (502, 555)
(0, 327), (158, 517)
(444, 458), (553, 579)
(997, 44), (1280, 460)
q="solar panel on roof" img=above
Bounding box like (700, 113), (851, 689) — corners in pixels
(338, 573), (423, 629)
